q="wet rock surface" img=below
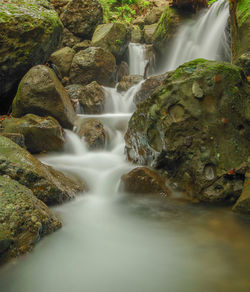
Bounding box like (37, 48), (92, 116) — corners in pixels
(120, 167), (170, 196)
(125, 59), (250, 204)
(0, 0), (63, 113)
(0, 136), (86, 205)
(12, 65), (76, 129)
(1, 114), (65, 154)
(75, 119), (106, 150)
(69, 47), (116, 87)
(60, 0), (103, 39)
(117, 75), (143, 92)
(0, 175), (62, 263)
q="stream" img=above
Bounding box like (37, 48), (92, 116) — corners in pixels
(0, 1), (250, 291)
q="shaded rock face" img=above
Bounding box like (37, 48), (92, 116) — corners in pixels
(12, 65), (76, 129)
(144, 6), (165, 25)
(120, 167), (170, 196)
(91, 23), (130, 59)
(69, 47), (116, 87)
(75, 119), (106, 150)
(0, 136), (86, 205)
(0, 176), (62, 262)
(0, 133), (25, 149)
(0, 0), (63, 114)
(73, 40), (91, 52)
(1, 114), (65, 154)
(170, 0), (208, 13)
(125, 59), (250, 203)
(78, 82), (105, 114)
(130, 26), (142, 43)
(233, 169), (250, 214)
(152, 5), (188, 58)
(117, 75), (144, 92)
(144, 24), (158, 44)
(116, 61), (129, 82)
(50, 47), (76, 77)
(61, 0), (103, 39)
(59, 28), (82, 48)
(235, 52), (250, 77)
(134, 74), (167, 105)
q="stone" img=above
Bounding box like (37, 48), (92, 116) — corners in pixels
(1, 114), (65, 154)
(0, 133), (25, 149)
(73, 40), (91, 52)
(115, 61), (129, 83)
(12, 65), (76, 129)
(0, 0), (63, 113)
(0, 136), (86, 205)
(125, 59), (250, 203)
(50, 47), (76, 77)
(0, 176), (62, 262)
(78, 82), (105, 114)
(235, 52), (250, 76)
(192, 81), (204, 98)
(69, 47), (116, 87)
(60, 0), (103, 39)
(59, 28), (82, 48)
(130, 26), (142, 43)
(117, 75), (144, 92)
(120, 167), (170, 196)
(233, 169), (250, 214)
(75, 119), (106, 150)
(144, 6), (165, 24)
(144, 24), (158, 44)
(91, 23), (130, 59)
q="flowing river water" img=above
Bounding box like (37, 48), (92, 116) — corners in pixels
(1, 1), (250, 291)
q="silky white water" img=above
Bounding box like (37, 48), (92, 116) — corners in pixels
(1, 33), (250, 292)
(162, 0), (231, 72)
(129, 43), (148, 75)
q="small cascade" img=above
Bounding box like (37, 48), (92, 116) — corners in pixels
(163, 0), (231, 72)
(128, 43), (148, 75)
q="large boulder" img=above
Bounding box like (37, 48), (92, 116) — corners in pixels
(230, 0), (250, 62)
(144, 24), (158, 44)
(125, 59), (250, 204)
(49, 47), (76, 77)
(120, 167), (170, 196)
(91, 23), (130, 59)
(60, 0), (103, 39)
(69, 47), (116, 87)
(0, 176), (62, 262)
(0, 0), (63, 113)
(152, 5), (187, 58)
(233, 168), (250, 214)
(0, 136), (86, 205)
(75, 119), (106, 150)
(12, 65), (76, 129)
(1, 114), (65, 154)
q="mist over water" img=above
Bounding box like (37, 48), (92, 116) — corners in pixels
(1, 3), (250, 292)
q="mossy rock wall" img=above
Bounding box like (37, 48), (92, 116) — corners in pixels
(0, 0), (63, 113)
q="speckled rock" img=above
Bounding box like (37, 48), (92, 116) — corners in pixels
(69, 47), (116, 87)
(125, 59), (250, 204)
(0, 136), (86, 205)
(12, 65), (76, 129)
(117, 75), (143, 92)
(75, 119), (106, 150)
(0, 175), (62, 262)
(50, 47), (76, 77)
(60, 0), (103, 39)
(120, 167), (170, 196)
(0, 0), (63, 113)
(1, 114), (65, 154)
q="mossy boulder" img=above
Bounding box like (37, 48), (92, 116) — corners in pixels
(230, 0), (250, 62)
(125, 59), (250, 204)
(144, 23), (158, 44)
(60, 0), (103, 39)
(91, 23), (130, 60)
(0, 175), (62, 263)
(152, 5), (188, 58)
(69, 47), (116, 87)
(0, 136), (86, 205)
(12, 65), (76, 129)
(1, 114), (65, 154)
(0, 0), (63, 113)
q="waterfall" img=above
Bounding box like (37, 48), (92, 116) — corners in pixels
(128, 43), (148, 75)
(163, 0), (231, 72)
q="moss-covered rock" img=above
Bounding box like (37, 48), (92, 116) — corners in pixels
(91, 22), (130, 60)
(0, 0), (63, 113)
(12, 65), (76, 129)
(0, 136), (86, 205)
(1, 114), (65, 154)
(230, 0), (250, 62)
(125, 59), (250, 204)
(0, 175), (62, 263)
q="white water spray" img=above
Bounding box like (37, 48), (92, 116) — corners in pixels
(128, 43), (148, 75)
(163, 0), (231, 72)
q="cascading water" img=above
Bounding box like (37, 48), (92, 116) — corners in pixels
(128, 43), (148, 75)
(163, 0), (231, 72)
(1, 11), (250, 292)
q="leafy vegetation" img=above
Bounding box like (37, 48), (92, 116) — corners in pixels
(99, 0), (152, 23)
